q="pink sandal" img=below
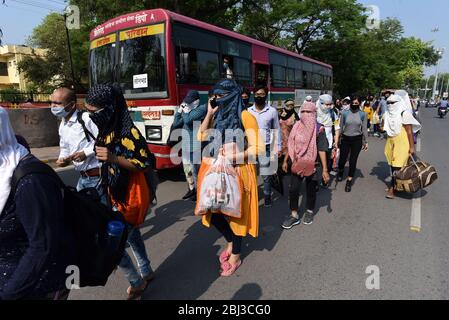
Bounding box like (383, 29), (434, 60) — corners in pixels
(219, 250), (231, 264)
(220, 260), (242, 277)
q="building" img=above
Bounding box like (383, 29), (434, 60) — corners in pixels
(0, 45), (46, 91)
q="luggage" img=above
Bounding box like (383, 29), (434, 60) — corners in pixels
(394, 156), (438, 193)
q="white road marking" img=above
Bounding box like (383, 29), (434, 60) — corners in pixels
(411, 190), (422, 232)
(411, 137), (422, 232)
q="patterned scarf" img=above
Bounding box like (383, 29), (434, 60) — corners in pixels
(86, 84), (150, 205)
(288, 102), (317, 176)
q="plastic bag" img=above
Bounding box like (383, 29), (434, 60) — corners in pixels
(195, 155), (244, 218)
(332, 148), (340, 172)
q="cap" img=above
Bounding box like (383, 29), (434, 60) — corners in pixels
(183, 90), (200, 104)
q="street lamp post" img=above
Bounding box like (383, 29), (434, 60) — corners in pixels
(432, 48), (444, 101)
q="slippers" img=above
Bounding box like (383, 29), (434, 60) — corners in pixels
(219, 250), (231, 264)
(220, 260), (242, 277)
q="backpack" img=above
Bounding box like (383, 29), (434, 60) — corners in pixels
(11, 159), (128, 288)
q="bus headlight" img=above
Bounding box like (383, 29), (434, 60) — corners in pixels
(145, 126), (162, 141)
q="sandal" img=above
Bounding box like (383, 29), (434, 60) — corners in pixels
(220, 260), (242, 277)
(219, 250), (231, 264)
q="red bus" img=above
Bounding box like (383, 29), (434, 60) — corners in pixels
(89, 8), (333, 169)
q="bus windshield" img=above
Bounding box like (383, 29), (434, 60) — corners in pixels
(90, 43), (116, 85)
(118, 26), (167, 99)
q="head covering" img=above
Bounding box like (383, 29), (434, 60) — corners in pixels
(85, 84), (151, 205)
(288, 102), (317, 177)
(0, 107), (29, 214)
(395, 90), (413, 112)
(305, 95), (313, 102)
(211, 79), (245, 151)
(280, 100), (299, 121)
(183, 90), (200, 104)
(316, 94), (334, 127)
(384, 94), (421, 137)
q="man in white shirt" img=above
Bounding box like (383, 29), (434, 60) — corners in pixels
(50, 87), (101, 192)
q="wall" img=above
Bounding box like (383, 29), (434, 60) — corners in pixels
(6, 108), (59, 148)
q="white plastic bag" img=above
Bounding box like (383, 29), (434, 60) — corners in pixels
(195, 155), (243, 218)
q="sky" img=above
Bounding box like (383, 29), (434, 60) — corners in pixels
(0, 0), (446, 80)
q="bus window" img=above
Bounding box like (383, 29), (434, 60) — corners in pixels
(119, 30), (167, 99)
(89, 42), (116, 86)
(255, 64), (268, 87)
(271, 65), (286, 87)
(287, 68), (295, 88)
(295, 69), (303, 88)
(176, 47), (199, 84)
(197, 51), (220, 85)
(232, 57), (251, 86)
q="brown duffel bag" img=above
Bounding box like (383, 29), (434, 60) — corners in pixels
(395, 156), (438, 193)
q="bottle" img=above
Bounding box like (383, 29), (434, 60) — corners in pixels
(106, 220), (125, 253)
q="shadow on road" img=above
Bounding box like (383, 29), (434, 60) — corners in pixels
(370, 161), (390, 186)
(142, 219), (222, 300)
(231, 283), (263, 300)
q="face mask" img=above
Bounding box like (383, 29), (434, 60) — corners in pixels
(242, 98), (250, 106)
(254, 96), (267, 106)
(350, 104), (360, 111)
(89, 107), (114, 130)
(51, 105), (73, 118)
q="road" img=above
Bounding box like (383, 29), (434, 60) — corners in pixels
(66, 106), (449, 300)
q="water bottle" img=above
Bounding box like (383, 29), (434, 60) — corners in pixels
(106, 221), (125, 253)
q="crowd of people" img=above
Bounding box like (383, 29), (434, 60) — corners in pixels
(0, 80), (421, 300)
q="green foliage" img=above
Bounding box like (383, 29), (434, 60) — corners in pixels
(0, 88), (24, 103)
(18, 0), (438, 97)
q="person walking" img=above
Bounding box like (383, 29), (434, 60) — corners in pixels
(335, 97), (368, 192)
(84, 84), (155, 300)
(248, 85), (282, 207)
(50, 87), (102, 193)
(0, 107), (76, 300)
(197, 79), (264, 277)
(383, 94), (421, 199)
(281, 101), (330, 229)
(171, 90), (207, 201)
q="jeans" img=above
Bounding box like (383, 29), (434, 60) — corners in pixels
(183, 152), (200, 189)
(119, 227), (153, 288)
(289, 175), (318, 212)
(259, 145), (275, 197)
(76, 175), (108, 206)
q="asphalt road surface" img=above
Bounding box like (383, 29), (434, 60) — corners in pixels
(65, 106), (449, 300)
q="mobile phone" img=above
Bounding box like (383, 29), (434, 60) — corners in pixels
(210, 98), (218, 109)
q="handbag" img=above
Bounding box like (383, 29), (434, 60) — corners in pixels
(395, 155), (438, 193)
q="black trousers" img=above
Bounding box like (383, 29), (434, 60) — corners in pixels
(211, 214), (242, 255)
(289, 175), (318, 212)
(338, 135), (363, 178)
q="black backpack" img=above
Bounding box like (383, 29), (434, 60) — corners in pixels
(11, 159), (128, 288)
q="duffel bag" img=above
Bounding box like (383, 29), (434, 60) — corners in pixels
(395, 155), (438, 193)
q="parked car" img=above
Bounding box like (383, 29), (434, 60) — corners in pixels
(427, 100), (437, 108)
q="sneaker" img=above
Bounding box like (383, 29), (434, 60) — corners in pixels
(345, 180), (353, 192)
(337, 173), (344, 182)
(281, 216), (301, 229)
(264, 195), (272, 207)
(190, 192), (197, 202)
(303, 210), (314, 225)
(182, 188), (196, 200)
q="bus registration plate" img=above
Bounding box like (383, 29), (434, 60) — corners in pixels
(142, 111), (161, 120)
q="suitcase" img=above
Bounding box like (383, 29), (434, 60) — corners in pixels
(395, 156), (438, 193)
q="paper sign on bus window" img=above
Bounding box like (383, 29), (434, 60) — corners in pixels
(133, 74), (148, 89)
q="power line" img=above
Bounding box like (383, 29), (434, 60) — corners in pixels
(9, 0), (61, 12)
(2, 2), (52, 15)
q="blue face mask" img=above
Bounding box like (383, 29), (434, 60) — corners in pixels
(51, 105), (73, 118)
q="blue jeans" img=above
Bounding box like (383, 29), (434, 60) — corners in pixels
(259, 145), (274, 197)
(76, 175), (108, 206)
(119, 227), (153, 288)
